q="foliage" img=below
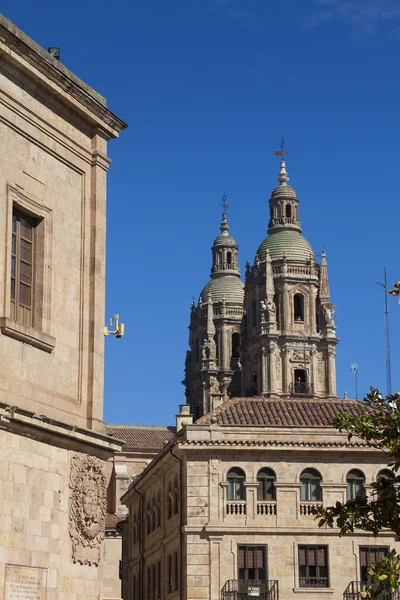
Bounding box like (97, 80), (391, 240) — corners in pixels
(313, 388), (400, 599)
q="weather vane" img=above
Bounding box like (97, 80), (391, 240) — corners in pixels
(274, 137), (289, 158)
(220, 192), (229, 212)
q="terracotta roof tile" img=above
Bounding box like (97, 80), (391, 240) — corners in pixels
(105, 513), (126, 529)
(196, 397), (367, 427)
(106, 425), (175, 452)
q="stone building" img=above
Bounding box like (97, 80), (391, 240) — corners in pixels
(0, 14), (126, 600)
(120, 158), (399, 600)
(121, 401), (399, 600)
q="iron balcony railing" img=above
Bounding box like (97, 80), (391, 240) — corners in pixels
(299, 577), (328, 588)
(343, 581), (400, 600)
(221, 580), (279, 600)
(289, 382), (314, 396)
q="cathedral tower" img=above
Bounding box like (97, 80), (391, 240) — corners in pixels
(183, 204), (244, 418)
(241, 158), (338, 398)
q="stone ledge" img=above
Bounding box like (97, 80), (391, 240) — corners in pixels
(0, 316), (56, 353)
(0, 401), (125, 457)
(293, 588), (334, 594)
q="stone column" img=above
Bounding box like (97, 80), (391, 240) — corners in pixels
(244, 482), (259, 522)
(209, 536), (223, 600)
(327, 347), (337, 396)
(261, 347), (267, 394)
(220, 482), (228, 522)
(282, 348), (290, 394)
(269, 347), (277, 394)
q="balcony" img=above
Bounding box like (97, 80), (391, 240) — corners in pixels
(289, 382), (314, 396)
(222, 580), (279, 600)
(299, 501), (322, 515)
(344, 582), (400, 600)
(300, 577), (328, 588)
(226, 501), (246, 516)
(257, 502), (276, 516)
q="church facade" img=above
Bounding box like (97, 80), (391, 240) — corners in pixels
(184, 158), (337, 418)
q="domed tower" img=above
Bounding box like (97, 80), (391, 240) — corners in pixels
(241, 157), (338, 398)
(183, 203), (244, 419)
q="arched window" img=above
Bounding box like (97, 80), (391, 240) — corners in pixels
(251, 298), (257, 328)
(300, 468), (322, 502)
(294, 294), (304, 322)
(227, 467), (245, 501)
(227, 251), (232, 265)
(232, 332), (240, 359)
(347, 469), (365, 500)
(286, 204), (292, 218)
(377, 469), (395, 481)
(257, 468), (276, 501)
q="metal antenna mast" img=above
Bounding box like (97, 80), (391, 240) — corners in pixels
(377, 267), (392, 396)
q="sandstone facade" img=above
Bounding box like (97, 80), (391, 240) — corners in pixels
(0, 13), (126, 600)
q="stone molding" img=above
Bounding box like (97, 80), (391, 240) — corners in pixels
(0, 15), (127, 136)
(69, 452), (106, 566)
(180, 439), (368, 449)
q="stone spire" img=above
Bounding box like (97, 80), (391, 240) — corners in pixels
(277, 159), (289, 186)
(267, 158), (302, 234)
(319, 250), (330, 302)
(211, 206), (241, 280)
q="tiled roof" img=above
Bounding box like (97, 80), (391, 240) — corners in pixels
(106, 425), (175, 452)
(105, 513), (126, 529)
(196, 396), (368, 427)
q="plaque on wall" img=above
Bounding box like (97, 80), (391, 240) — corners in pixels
(4, 565), (47, 600)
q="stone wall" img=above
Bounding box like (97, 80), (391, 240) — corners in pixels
(0, 425), (114, 600)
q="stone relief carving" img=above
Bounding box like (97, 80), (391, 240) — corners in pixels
(318, 359), (324, 384)
(210, 458), (220, 472)
(69, 453), (106, 566)
(291, 350), (310, 363)
(275, 350), (281, 381)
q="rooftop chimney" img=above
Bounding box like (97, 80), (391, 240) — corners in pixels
(176, 404), (193, 432)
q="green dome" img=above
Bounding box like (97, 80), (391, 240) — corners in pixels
(200, 276), (244, 304)
(256, 230), (315, 263)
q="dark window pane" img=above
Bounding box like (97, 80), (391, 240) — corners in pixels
(20, 238), (33, 263)
(11, 256), (16, 277)
(19, 283), (31, 306)
(12, 214), (16, 233)
(12, 233), (16, 255)
(20, 261), (32, 285)
(20, 217), (33, 241)
(11, 278), (15, 300)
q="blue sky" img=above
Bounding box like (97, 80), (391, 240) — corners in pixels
(3, 0), (400, 425)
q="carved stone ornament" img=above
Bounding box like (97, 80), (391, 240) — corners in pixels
(69, 453), (106, 566)
(210, 458), (220, 472)
(318, 359), (324, 384)
(291, 350), (310, 363)
(275, 350), (281, 381)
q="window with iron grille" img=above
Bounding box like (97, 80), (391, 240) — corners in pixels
(360, 547), (389, 585)
(298, 546), (328, 588)
(238, 546), (267, 582)
(11, 208), (37, 326)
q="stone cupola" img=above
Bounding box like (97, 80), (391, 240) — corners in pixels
(241, 158), (339, 399)
(183, 202), (244, 419)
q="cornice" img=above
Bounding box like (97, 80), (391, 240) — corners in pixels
(180, 439), (368, 449)
(0, 14), (128, 136)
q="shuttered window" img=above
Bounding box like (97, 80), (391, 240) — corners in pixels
(359, 547), (389, 584)
(11, 209), (37, 326)
(238, 546), (266, 582)
(298, 546), (328, 588)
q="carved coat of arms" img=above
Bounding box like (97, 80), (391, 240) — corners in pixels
(69, 453), (106, 566)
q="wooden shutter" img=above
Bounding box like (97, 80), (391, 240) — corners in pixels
(317, 548), (326, 566)
(255, 548), (264, 569)
(307, 548), (316, 566)
(247, 547), (254, 569)
(298, 547), (306, 566)
(238, 547), (246, 568)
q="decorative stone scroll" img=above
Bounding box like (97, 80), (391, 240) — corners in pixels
(69, 453), (106, 566)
